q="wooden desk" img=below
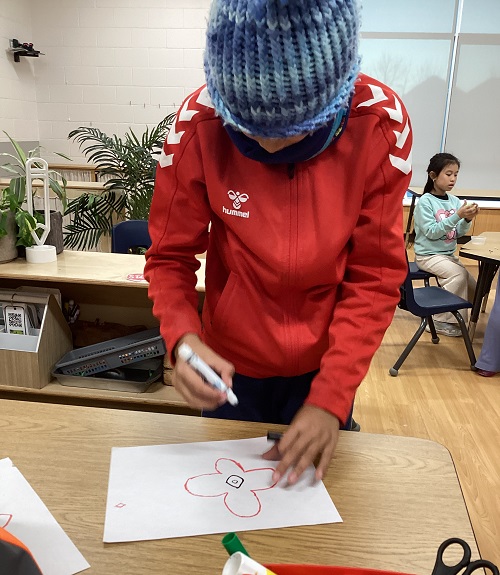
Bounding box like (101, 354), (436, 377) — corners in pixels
(0, 400), (480, 575)
(0, 249), (206, 297)
(459, 232), (500, 339)
(0, 251), (205, 414)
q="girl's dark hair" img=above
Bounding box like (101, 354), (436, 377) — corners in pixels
(423, 152), (461, 194)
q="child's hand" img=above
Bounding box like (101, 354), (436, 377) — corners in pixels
(457, 200), (479, 220)
(262, 405), (340, 484)
(173, 334), (235, 409)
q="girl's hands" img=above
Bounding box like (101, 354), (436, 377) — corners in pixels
(457, 200), (479, 220)
(262, 405), (340, 485)
(173, 333), (235, 409)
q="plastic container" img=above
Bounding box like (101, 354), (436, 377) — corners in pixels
(52, 357), (163, 392)
(470, 236), (486, 245)
(55, 327), (166, 376)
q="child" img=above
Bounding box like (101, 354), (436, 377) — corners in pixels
(145, 0), (413, 484)
(414, 153), (478, 337)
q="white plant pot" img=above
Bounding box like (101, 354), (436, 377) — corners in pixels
(25, 244), (57, 263)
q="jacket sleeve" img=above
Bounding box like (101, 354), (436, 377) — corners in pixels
(144, 93), (212, 360)
(306, 93), (413, 425)
(414, 195), (462, 239)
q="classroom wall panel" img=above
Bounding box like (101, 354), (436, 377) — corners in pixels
(29, 0), (210, 161)
(0, 0), (38, 144)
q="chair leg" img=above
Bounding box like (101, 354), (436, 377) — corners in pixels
(452, 311), (477, 368)
(426, 316), (440, 343)
(481, 292), (489, 313)
(389, 317), (428, 376)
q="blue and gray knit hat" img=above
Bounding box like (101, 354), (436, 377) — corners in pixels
(204, 0), (361, 138)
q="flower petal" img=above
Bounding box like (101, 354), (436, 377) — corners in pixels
(224, 489), (262, 517)
(239, 467), (277, 491)
(184, 472), (227, 497)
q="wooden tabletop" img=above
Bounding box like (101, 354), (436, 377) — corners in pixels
(459, 231), (500, 263)
(0, 400), (479, 575)
(0, 250), (206, 291)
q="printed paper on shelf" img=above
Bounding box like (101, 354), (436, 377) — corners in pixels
(0, 458), (90, 575)
(104, 436), (341, 542)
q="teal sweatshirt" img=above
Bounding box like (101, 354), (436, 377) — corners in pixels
(414, 193), (472, 256)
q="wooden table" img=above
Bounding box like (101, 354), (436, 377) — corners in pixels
(0, 250), (205, 414)
(459, 231), (500, 339)
(0, 400), (480, 575)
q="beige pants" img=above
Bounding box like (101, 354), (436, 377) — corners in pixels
(414, 253), (476, 324)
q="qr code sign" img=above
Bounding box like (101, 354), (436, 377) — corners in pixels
(9, 313), (23, 328)
(6, 308), (25, 334)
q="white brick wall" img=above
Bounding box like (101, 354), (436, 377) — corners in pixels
(1, 0), (211, 159)
(0, 1), (39, 142)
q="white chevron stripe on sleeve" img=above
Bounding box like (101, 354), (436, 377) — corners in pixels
(159, 149), (173, 168)
(356, 84), (388, 108)
(178, 95), (199, 122)
(196, 86), (214, 109)
(167, 124), (185, 145)
(382, 96), (403, 123)
(393, 120), (411, 149)
(389, 149), (412, 175)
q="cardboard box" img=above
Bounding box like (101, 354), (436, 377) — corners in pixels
(0, 292), (73, 389)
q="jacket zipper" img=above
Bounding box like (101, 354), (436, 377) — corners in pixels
(286, 162), (299, 372)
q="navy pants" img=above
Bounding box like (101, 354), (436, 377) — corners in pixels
(203, 370), (354, 430)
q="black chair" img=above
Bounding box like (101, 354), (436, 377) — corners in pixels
(389, 254), (476, 376)
(111, 220), (151, 254)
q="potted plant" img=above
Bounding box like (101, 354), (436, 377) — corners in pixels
(64, 114), (175, 251)
(0, 132), (69, 262)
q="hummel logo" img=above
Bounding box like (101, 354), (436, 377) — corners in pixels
(228, 190), (249, 209)
(223, 190), (250, 219)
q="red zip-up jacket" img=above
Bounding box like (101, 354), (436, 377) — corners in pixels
(145, 73), (412, 424)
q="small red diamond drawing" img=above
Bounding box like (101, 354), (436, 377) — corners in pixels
(115, 503), (126, 508)
(126, 273), (145, 282)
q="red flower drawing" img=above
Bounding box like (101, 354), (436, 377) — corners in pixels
(184, 458), (277, 517)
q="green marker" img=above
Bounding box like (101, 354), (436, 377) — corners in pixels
(222, 532), (250, 557)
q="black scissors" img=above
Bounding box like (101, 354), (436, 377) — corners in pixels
(432, 538), (499, 575)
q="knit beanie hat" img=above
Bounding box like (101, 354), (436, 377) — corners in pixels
(204, 0), (361, 138)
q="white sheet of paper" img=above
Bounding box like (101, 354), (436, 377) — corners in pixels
(0, 458), (90, 575)
(104, 437), (341, 542)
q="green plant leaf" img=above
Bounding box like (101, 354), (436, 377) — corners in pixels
(54, 151), (73, 161)
(10, 177), (26, 207)
(15, 210), (37, 247)
(66, 114), (174, 249)
(3, 131), (27, 165)
(0, 164), (23, 176)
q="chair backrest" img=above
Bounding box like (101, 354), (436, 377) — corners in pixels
(398, 253), (418, 313)
(111, 220), (151, 254)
